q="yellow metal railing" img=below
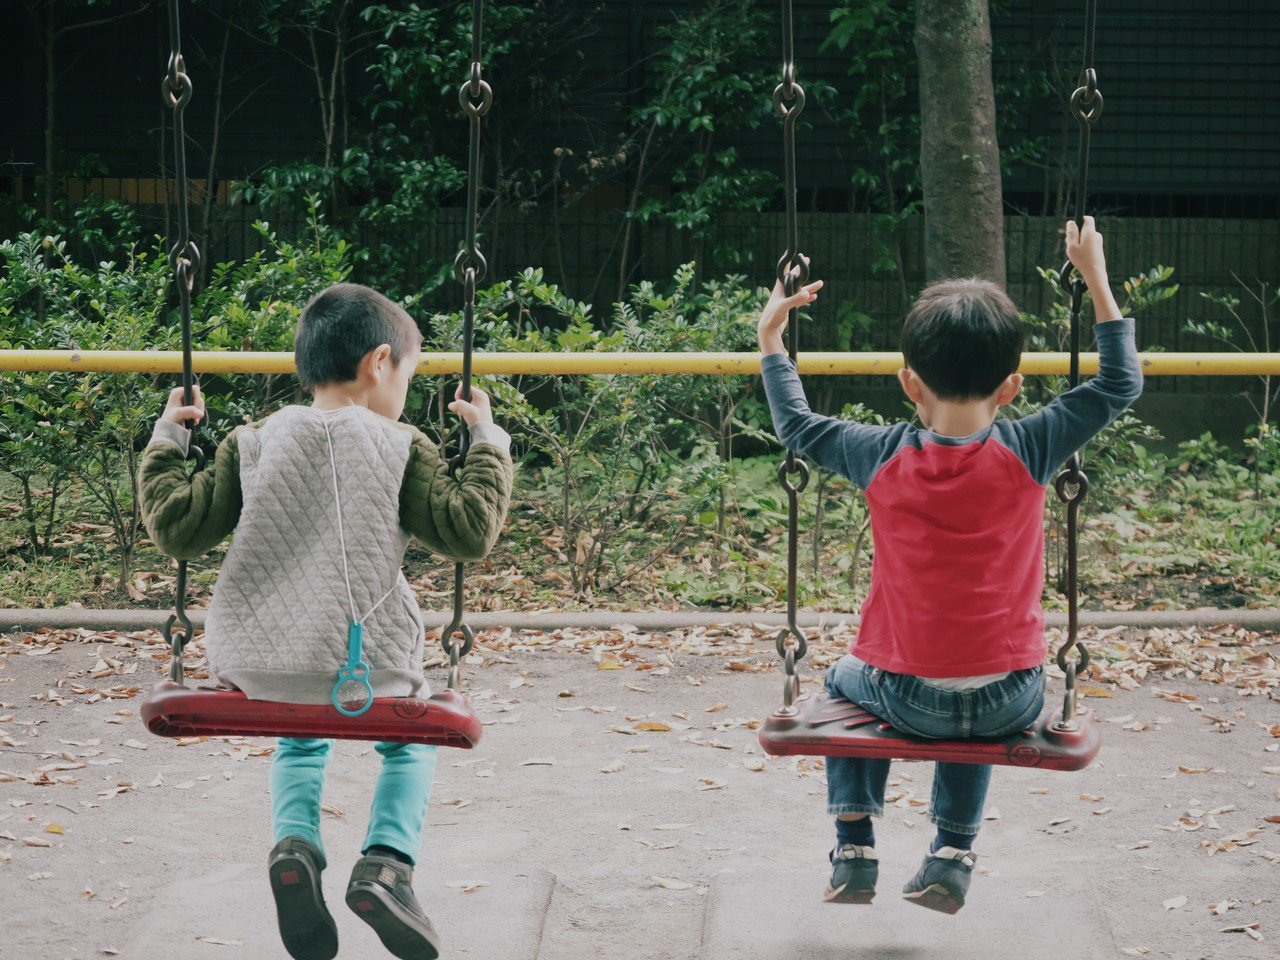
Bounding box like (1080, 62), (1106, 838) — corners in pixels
(1, 350), (1279, 376)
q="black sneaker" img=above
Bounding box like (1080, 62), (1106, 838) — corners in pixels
(268, 837), (339, 960)
(902, 846), (978, 914)
(823, 844), (878, 904)
(346, 853), (442, 960)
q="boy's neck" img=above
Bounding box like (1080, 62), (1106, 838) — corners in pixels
(311, 384), (372, 411)
(921, 401), (998, 438)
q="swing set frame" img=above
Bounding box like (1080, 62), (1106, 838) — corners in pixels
(7, 0), (1271, 756)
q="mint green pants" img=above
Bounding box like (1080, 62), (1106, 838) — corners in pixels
(270, 738), (437, 865)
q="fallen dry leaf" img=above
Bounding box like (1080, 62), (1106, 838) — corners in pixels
(651, 876), (693, 891)
(632, 721), (672, 733)
(445, 880), (491, 893)
(1220, 923), (1263, 942)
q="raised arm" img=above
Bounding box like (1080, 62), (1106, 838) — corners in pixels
(757, 279), (903, 488)
(1004, 218), (1144, 485)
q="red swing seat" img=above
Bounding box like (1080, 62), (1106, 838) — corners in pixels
(140, 681), (483, 748)
(758, 693), (1099, 771)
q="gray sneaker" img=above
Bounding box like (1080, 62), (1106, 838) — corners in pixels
(902, 846), (978, 914)
(346, 854), (441, 960)
(268, 837), (338, 960)
(823, 844), (878, 904)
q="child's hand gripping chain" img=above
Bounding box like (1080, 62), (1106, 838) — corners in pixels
(758, 278), (825, 356)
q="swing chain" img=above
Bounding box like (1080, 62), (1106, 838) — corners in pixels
(440, 0), (490, 686)
(162, 562), (194, 682)
(161, 0), (205, 685)
(780, 645), (801, 711)
(452, 0), (492, 288)
(1053, 0), (1102, 730)
(771, 0), (811, 714)
(773, 0), (809, 292)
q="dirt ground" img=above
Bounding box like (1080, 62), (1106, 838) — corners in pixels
(0, 626), (1277, 960)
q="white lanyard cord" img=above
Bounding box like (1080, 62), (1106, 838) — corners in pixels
(322, 414), (397, 625)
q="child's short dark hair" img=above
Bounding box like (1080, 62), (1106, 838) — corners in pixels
(900, 278), (1025, 401)
(294, 283), (422, 390)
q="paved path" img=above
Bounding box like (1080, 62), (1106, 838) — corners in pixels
(0, 634), (1276, 959)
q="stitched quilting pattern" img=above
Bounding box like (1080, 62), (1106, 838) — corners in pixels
(204, 406), (421, 689)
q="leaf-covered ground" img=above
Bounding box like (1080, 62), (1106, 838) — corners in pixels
(0, 621), (1276, 958)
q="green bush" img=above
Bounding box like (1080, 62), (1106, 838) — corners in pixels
(2, 204), (1277, 612)
(0, 206), (354, 586)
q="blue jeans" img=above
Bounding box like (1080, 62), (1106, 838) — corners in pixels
(824, 655), (1046, 834)
(270, 738), (437, 865)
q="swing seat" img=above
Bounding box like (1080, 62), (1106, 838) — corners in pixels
(140, 681), (483, 748)
(758, 694), (1099, 770)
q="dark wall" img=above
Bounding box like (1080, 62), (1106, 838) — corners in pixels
(2, 0), (1278, 210)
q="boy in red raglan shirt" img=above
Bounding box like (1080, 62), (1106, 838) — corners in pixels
(758, 218), (1142, 913)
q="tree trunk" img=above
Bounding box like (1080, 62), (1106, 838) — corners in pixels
(914, 0), (1006, 286)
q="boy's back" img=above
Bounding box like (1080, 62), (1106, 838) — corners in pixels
(210, 404), (425, 702)
(762, 315), (1141, 679)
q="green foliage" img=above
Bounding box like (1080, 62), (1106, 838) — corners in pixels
(1097, 437), (1280, 594)
(0, 226), (169, 579)
(627, 1), (778, 254)
(1, 198), (1276, 611)
(0, 201), (353, 586)
(235, 1), (570, 300)
(1185, 278), (1279, 427)
(1028, 262), (1179, 354)
(417, 265), (763, 595)
(199, 208), (356, 426)
(825, 0), (922, 276)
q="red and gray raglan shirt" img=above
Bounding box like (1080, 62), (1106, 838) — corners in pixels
(761, 318), (1143, 681)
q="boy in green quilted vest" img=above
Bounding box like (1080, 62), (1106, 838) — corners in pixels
(139, 283), (513, 960)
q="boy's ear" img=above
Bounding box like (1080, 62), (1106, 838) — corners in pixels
(361, 344), (394, 383)
(995, 372), (1023, 406)
(898, 367), (925, 404)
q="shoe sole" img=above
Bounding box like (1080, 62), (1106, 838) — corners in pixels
(903, 883), (965, 915)
(823, 882), (876, 905)
(268, 853), (338, 960)
(347, 880), (442, 960)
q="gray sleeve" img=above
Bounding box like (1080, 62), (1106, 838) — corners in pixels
(760, 352), (910, 489)
(999, 318), (1144, 486)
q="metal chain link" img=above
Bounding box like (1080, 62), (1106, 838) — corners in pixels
(440, 0), (492, 686)
(1053, 0), (1102, 729)
(160, 0), (205, 683)
(771, 0), (810, 714)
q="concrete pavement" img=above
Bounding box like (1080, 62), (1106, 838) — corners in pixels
(0, 632), (1276, 959)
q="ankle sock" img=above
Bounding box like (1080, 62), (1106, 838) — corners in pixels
(835, 816), (875, 849)
(932, 828), (975, 853)
(366, 844), (413, 866)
